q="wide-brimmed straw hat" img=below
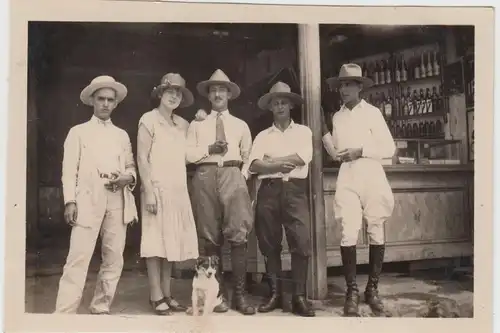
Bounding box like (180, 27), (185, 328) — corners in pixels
(151, 73), (194, 108)
(80, 75), (128, 106)
(326, 63), (374, 89)
(196, 69), (241, 100)
(258, 81), (303, 110)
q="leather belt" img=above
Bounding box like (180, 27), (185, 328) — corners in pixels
(197, 160), (242, 168)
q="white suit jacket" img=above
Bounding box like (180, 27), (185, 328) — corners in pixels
(61, 116), (138, 227)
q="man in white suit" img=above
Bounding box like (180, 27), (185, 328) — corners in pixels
(54, 75), (137, 314)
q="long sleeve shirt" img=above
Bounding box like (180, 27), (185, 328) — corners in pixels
(329, 99), (396, 161)
(185, 109), (253, 171)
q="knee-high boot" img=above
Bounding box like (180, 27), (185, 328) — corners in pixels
(231, 243), (255, 315)
(258, 252), (283, 313)
(364, 244), (386, 315)
(290, 253), (315, 317)
(340, 246), (359, 316)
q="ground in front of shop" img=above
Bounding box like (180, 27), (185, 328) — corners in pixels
(25, 248), (473, 318)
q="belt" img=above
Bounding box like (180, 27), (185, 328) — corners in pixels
(197, 160), (242, 168)
(261, 177), (307, 184)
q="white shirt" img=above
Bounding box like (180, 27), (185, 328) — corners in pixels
(245, 120), (313, 179)
(186, 110), (253, 166)
(329, 99), (395, 161)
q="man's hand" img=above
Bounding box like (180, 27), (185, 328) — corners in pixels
(208, 141), (228, 155)
(338, 148), (363, 162)
(275, 161), (296, 174)
(105, 172), (133, 191)
(144, 190), (157, 215)
(64, 202), (78, 226)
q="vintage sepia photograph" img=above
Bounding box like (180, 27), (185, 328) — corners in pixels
(6, 1), (493, 333)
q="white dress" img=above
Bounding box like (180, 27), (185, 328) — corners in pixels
(139, 109), (199, 261)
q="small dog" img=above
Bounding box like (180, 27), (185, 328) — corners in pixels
(191, 255), (220, 316)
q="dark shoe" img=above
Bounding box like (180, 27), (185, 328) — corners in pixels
(164, 296), (187, 312)
(364, 244), (386, 316)
(291, 295), (315, 317)
(290, 253), (315, 317)
(149, 298), (172, 316)
(258, 254), (283, 313)
(231, 243), (256, 315)
(341, 246), (359, 317)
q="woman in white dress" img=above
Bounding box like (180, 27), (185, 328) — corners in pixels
(137, 73), (199, 315)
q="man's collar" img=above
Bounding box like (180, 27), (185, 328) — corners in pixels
(341, 99), (365, 112)
(91, 115), (113, 125)
(270, 119), (295, 132)
(210, 110), (229, 117)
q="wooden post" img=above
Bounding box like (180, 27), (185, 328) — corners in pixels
(298, 24), (328, 300)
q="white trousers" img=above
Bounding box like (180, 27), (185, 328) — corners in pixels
(54, 190), (127, 314)
(334, 159), (395, 247)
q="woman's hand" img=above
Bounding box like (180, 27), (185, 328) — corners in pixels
(145, 190), (158, 215)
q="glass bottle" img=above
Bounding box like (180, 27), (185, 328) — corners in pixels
(379, 61), (386, 85)
(420, 53), (426, 78)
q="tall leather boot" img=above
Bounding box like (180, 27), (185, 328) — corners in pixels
(230, 243), (255, 315)
(364, 244), (386, 315)
(205, 245), (229, 313)
(291, 253), (315, 317)
(258, 253), (283, 313)
(340, 246), (359, 317)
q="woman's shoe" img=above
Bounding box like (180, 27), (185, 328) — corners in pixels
(164, 296), (187, 312)
(149, 298), (172, 316)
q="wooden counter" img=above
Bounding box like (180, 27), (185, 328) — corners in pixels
(182, 164), (474, 284)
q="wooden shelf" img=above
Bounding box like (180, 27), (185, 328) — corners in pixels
(393, 111), (445, 120)
(394, 75), (441, 85)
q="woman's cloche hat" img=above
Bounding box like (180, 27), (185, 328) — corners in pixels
(152, 73), (194, 108)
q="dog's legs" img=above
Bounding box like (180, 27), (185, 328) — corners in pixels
(203, 290), (218, 316)
(192, 290), (200, 316)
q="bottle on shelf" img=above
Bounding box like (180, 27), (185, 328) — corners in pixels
(425, 87), (433, 113)
(420, 53), (426, 79)
(395, 57), (401, 83)
(419, 120), (425, 137)
(429, 120), (436, 137)
(406, 87), (412, 116)
(433, 51), (440, 76)
(379, 61), (386, 85)
(431, 86), (439, 113)
(414, 55), (420, 79)
(362, 62), (368, 77)
(411, 89), (419, 116)
(426, 51), (433, 77)
(418, 88), (425, 114)
(424, 120), (430, 137)
(402, 57), (408, 82)
(384, 94), (393, 119)
(394, 90), (400, 117)
(385, 59), (392, 84)
(412, 122), (419, 138)
(374, 62), (380, 86)
(436, 119), (443, 136)
(395, 120), (402, 138)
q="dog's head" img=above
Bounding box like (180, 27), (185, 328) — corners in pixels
(194, 255), (219, 278)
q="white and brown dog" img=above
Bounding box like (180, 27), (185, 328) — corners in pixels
(191, 255), (220, 316)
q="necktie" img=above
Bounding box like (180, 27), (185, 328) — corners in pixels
(215, 112), (226, 143)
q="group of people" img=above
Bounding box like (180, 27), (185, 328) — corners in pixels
(53, 63), (396, 318)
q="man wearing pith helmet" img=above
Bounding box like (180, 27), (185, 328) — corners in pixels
(186, 69), (255, 315)
(244, 81), (315, 317)
(323, 63), (396, 317)
(54, 75), (137, 314)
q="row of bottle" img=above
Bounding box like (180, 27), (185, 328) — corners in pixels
(366, 85), (445, 119)
(388, 119), (444, 139)
(359, 50), (441, 86)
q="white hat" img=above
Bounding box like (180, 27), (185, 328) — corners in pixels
(196, 69), (240, 100)
(257, 81), (303, 110)
(326, 63), (374, 89)
(80, 75), (128, 106)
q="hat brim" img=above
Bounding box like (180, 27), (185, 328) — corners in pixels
(258, 92), (303, 111)
(152, 84), (195, 108)
(80, 81), (128, 106)
(196, 80), (241, 100)
(326, 76), (374, 89)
